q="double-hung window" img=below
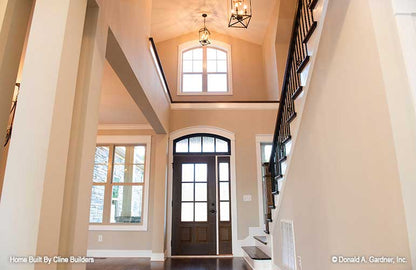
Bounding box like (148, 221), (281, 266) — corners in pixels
(178, 41), (232, 95)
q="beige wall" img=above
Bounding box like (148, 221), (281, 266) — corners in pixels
(262, 1), (280, 101)
(262, 0), (297, 99)
(272, 0), (412, 269)
(88, 129), (168, 254)
(169, 109), (277, 239)
(156, 32), (271, 102)
(96, 0), (170, 132)
(274, 0), (297, 92)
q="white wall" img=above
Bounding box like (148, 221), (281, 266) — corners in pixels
(370, 0), (416, 268)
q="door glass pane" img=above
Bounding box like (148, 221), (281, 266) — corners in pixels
(219, 162), (229, 181)
(202, 137), (215, 152)
(182, 183), (194, 201)
(182, 164), (194, 182)
(134, 146), (146, 164)
(195, 183), (207, 201)
(181, 202), (194, 222)
(183, 74), (202, 92)
(220, 182), (230, 201)
(216, 139), (228, 152)
(195, 203), (207, 222)
(220, 202), (230, 221)
(189, 137), (202, 152)
(114, 146), (126, 164)
(176, 138), (189, 152)
(110, 185), (143, 224)
(95, 146), (109, 164)
(207, 74), (227, 92)
(195, 164), (207, 182)
(89, 186), (105, 223)
(93, 165), (108, 183)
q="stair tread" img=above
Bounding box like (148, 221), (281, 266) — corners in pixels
(242, 246), (271, 260)
(253, 236), (268, 245)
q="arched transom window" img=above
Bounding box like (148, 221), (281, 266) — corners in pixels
(178, 42), (232, 95)
(174, 134), (231, 154)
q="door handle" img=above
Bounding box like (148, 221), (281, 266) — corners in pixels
(210, 209), (216, 214)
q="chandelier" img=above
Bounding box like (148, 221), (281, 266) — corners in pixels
(199, 14), (211, 46)
(229, 0), (252, 28)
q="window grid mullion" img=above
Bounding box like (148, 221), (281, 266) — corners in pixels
(203, 47), (207, 92)
(103, 144), (115, 224)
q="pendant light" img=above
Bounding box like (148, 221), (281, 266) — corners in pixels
(229, 0), (252, 28)
(199, 14), (211, 46)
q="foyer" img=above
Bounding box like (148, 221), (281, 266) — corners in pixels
(0, 0), (416, 270)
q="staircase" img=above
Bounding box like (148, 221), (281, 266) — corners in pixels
(242, 0), (326, 268)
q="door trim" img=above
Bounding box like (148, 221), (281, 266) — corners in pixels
(167, 126), (238, 257)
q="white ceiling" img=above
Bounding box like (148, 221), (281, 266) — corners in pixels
(151, 0), (277, 44)
(98, 61), (149, 125)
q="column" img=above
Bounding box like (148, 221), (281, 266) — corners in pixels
(151, 134), (169, 261)
(0, 0), (88, 269)
(56, 3), (108, 270)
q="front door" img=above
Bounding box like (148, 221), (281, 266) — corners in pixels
(172, 155), (217, 255)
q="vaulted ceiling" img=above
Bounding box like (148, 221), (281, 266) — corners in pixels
(151, 0), (278, 44)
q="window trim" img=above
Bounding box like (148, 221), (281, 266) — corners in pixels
(89, 135), (151, 231)
(177, 40), (233, 96)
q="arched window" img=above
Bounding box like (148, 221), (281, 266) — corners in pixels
(173, 134), (231, 154)
(178, 41), (232, 95)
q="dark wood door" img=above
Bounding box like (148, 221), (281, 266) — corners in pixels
(172, 155), (217, 255)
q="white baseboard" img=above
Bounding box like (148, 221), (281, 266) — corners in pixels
(87, 249), (165, 261)
(151, 253), (166, 261)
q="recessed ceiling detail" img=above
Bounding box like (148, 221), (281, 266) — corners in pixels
(151, 0), (277, 44)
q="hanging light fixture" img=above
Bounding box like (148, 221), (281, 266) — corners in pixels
(199, 14), (211, 46)
(228, 0), (252, 28)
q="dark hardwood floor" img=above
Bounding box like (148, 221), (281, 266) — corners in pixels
(86, 257), (252, 270)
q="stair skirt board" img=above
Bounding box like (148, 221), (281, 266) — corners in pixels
(254, 236), (268, 245)
(243, 255), (273, 270)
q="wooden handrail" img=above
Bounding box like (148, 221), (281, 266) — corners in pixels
(149, 37), (173, 103)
